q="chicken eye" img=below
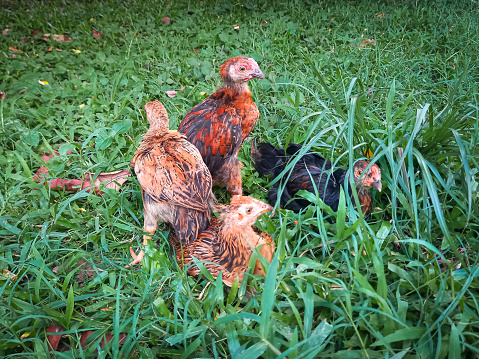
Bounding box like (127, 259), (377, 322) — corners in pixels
(246, 208), (252, 214)
(357, 170), (362, 176)
(239, 66), (246, 72)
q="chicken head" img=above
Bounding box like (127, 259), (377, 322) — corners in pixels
(219, 56), (265, 86)
(353, 161), (382, 191)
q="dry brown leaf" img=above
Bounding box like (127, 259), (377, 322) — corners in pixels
(31, 30), (41, 36)
(46, 324), (64, 353)
(33, 149), (130, 195)
(161, 17), (171, 24)
(2, 29), (9, 36)
(52, 34), (72, 42)
(9, 47), (22, 53)
(80, 331), (127, 350)
(165, 90), (177, 98)
(84, 170), (131, 193)
(0, 91), (5, 101)
(47, 46), (53, 52)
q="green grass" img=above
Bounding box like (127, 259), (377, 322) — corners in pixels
(1, 0), (479, 357)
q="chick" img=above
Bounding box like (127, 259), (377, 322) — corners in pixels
(127, 101), (213, 267)
(169, 196), (274, 286)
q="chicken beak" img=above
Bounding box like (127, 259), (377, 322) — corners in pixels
(372, 179), (382, 192)
(251, 69), (265, 79)
(260, 204), (274, 215)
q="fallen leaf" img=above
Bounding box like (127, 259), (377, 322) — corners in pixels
(55, 48), (63, 52)
(2, 29), (9, 36)
(165, 90), (177, 98)
(72, 49), (81, 54)
(74, 261), (98, 282)
(233, 24), (240, 30)
(47, 46), (53, 52)
(33, 149), (130, 195)
(20, 333), (30, 339)
(31, 30), (41, 36)
(79, 103), (85, 109)
(200, 92), (206, 96)
(9, 47), (23, 53)
(44, 33), (50, 37)
(180, 86), (185, 92)
(80, 330), (127, 350)
(52, 34), (72, 42)
(0, 91), (5, 100)
(85, 170), (131, 193)
(161, 17), (171, 24)
(19, 89), (27, 94)
(46, 324), (64, 352)
(39, 80), (49, 85)
(92, 29), (102, 39)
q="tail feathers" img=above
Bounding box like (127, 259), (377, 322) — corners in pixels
(172, 207), (210, 244)
(252, 142), (289, 177)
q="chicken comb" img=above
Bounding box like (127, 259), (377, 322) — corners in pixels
(219, 56), (249, 79)
(144, 101), (169, 131)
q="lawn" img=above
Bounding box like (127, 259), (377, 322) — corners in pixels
(1, 0), (478, 357)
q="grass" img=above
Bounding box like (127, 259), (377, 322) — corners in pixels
(1, 0), (479, 357)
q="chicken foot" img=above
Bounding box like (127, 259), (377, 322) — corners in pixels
(125, 225), (157, 268)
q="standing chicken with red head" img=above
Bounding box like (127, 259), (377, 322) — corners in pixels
(178, 56), (265, 196)
(126, 101), (213, 267)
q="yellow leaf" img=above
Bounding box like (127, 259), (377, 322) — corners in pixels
(79, 103), (85, 109)
(39, 80), (49, 85)
(20, 333), (30, 339)
(200, 92), (206, 96)
(72, 49), (81, 54)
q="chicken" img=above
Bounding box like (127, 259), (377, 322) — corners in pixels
(251, 142), (382, 217)
(127, 101), (213, 267)
(178, 56), (265, 196)
(169, 196), (274, 287)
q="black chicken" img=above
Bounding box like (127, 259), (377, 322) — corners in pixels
(251, 142), (382, 217)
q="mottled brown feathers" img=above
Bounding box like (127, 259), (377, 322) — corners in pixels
(169, 196), (274, 287)
(127, 101), (214, 267)
(178, 56), (264, 196)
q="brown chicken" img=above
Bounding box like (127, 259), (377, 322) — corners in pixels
(169, 196), (274, 287)
(178, 56), (265, 196)
(252, 142), (382, 217)
(127, 101), (213, 267)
